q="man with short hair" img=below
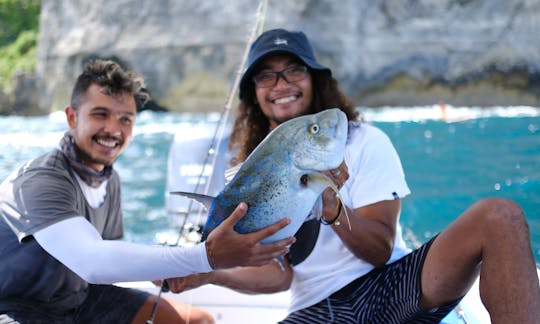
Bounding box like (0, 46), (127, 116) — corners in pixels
(0, 59), (295, 323)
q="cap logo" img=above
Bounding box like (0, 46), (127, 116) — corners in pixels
(273, 37), (288, 46)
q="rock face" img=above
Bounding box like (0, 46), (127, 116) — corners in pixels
(27, 0), (540, 114)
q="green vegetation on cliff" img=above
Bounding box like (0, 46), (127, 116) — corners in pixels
(0, 0), (40, 90)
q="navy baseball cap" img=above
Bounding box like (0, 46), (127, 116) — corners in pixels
(238, 28), (331, 99)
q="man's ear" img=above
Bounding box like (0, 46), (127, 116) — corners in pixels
(65, 106), (76, 128)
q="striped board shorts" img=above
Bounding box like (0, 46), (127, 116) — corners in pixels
(280, 237), (463, 324)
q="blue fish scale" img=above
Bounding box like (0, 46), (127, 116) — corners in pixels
(204, 155), (298, 240)
(198, 109), (348, 243)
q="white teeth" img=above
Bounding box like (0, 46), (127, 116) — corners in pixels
(97, 138), (117, 148)
(274, 96), (296, 104)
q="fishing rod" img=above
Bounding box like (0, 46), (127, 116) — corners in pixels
(146, 1), (268, 323)
(184, 0), (268, 231)
(171, 0), (268, 241)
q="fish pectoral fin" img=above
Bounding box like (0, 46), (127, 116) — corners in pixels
(308, 172), (352, 231)
(224, 164), (242, 184)
(304, 171), (333, 186)
(170, 191), (215, 211)
(339, 198), (352, 231)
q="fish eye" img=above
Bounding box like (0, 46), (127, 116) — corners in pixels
(300, 174), (309, 187)
(309, 123), (319, 135)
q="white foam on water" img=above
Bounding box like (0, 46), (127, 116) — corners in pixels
(360, 105), (540, 122)
(1, 106), (538, 150)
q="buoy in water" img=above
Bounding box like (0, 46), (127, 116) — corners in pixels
(439, 101), (447, 121)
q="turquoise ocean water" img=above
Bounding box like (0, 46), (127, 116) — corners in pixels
(0, 106), (538, 262)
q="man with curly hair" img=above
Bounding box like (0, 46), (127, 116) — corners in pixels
(164, 29), (540, 323)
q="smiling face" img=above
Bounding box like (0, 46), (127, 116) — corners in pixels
(253, 54), (313, 129)
(65, 83), (136, 171)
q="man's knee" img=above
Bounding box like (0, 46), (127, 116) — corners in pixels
(476, 198), (528, 233)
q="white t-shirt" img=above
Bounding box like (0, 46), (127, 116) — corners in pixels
(289, 122), (411, 313)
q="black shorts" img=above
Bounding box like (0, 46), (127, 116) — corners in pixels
(0, 284), (150, 324)
(280, 237), (463, 324)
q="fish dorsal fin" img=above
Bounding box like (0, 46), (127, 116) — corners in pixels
(224, 164), (242, 184)
(169, 191), (215, 211)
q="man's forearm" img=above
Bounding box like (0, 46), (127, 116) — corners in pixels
(211, 260), (292, 294)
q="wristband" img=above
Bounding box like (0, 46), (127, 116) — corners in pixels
(320, 200), (342, 225)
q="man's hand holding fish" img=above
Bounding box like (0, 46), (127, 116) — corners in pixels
(205, 202), (296, 269)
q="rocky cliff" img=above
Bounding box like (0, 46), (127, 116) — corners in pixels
(19, 0), (540, 114)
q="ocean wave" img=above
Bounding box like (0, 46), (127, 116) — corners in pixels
(360, 105), (540, 122)
(1, 106), (538, 147)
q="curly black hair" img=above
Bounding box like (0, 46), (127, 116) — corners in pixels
(70, 60), (149, 111)
(229, 69), (359, 165)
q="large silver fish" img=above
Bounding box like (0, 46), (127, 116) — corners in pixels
(171, 108), (348, 244)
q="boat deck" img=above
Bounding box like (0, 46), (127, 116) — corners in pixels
(119, 265), (540, 323)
